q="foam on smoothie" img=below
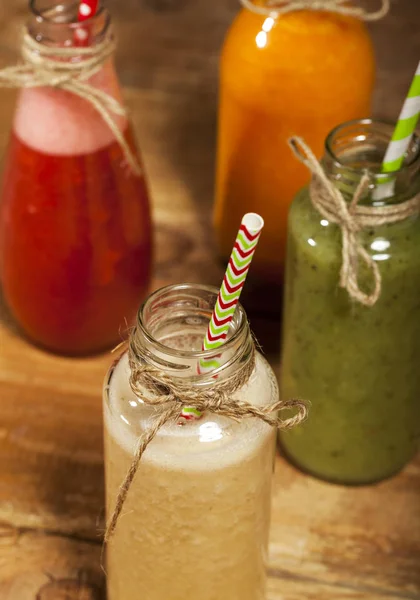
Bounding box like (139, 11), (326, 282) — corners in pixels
(13, 61), (126, 156)
(105, 346), (278, 471)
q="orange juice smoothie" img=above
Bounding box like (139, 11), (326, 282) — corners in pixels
(215, 7), (375, 280)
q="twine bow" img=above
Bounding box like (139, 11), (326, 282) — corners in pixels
(289, 136), (420, 307)
(104, 336), (308, 542)
(0, 31), (141, 175)
(239, 0), (390, 20)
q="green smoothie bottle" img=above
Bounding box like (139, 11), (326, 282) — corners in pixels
(280, 119), (420, 485)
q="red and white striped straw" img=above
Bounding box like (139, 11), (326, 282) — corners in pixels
(180, 213), (264, 421)
(75, 0), (99, 44)
(78, 0), (99, 21)
(203, 213), (264, 351)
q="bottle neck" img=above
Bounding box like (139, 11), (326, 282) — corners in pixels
(28, 0), (111, 48)
(322, 119), (420, 205)
(131, 284), (254, 387)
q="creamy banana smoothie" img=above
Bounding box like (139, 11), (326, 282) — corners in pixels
(103, 284), (279, 600)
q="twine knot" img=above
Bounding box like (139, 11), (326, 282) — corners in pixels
(105, 335), (308, 543)
(239, 0), (390, 20)
(0, 31), (141, 175)
(289, 136), (420, 307)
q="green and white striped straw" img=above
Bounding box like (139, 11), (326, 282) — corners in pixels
(374, 60), (420, 200)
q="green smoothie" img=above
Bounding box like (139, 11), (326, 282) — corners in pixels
(280, 179), (420, 484)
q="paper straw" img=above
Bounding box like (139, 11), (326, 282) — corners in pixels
(75, 0), (100, 44)
(78, 0), (99, 21)
(203, 213), (264, 350)
(374, 61), (420, 200)
(180, 213), (264, 421)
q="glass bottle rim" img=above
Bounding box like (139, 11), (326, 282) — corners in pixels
(136, 283), (249, 361)
(29, 0), (107, 31)
(325, 118), (420, 177)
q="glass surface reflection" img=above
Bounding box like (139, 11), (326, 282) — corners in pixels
(199, 421), (224, 443)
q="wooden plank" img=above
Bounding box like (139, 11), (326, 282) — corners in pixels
(267, 572), (417, 600)
(0, 524), (105, 600)
(0, 379), (105, 539)
(269, 456), (420, 598)
(0, 524), (417, 600)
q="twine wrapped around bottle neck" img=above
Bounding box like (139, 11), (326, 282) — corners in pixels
(0, 31), (141, 176)
(239, 0), (389, 20)
(104, 330), (308, 543)
(289, 136), (420, 307)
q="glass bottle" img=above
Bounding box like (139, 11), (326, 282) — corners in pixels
(280, 119), (420, 485)
(0, 0), (152, 355)
(214, 4), (375, 285)
(103, 283), (278, 600)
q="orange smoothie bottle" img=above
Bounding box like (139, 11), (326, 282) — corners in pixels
(214, 3), (376, 282)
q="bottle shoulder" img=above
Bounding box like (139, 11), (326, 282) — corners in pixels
(103, 351), (278, 465)
(222, 8), (373, 63)
(14, 59), (127, 156)
(220, 10), (374, 110)
(288, 186), (420, 269)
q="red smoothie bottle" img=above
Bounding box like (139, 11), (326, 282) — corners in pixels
(0, 1), (152, 355)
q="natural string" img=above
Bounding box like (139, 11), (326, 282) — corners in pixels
(239, 0), (390, 20)
(104, 330), (308, 542)
(0, 31), (141, 176)
(289, 136), (420, 307)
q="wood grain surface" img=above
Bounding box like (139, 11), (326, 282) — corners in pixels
(0, 0), (419, 598)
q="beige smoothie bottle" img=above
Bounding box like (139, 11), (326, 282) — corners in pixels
(103, 284), (279, 600)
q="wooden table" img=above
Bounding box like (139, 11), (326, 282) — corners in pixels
(0, 1), (419, 598)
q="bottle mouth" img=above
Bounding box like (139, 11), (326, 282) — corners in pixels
(28, 1), (110, 45)
(30, 0), (105, 24)
(325, 118), (420, 178)
(137, 283), (249, 361)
